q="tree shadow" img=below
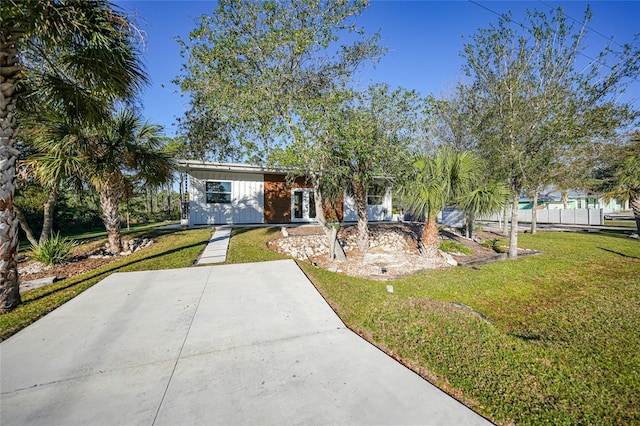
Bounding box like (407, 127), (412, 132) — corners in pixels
(23, 239), (209, 303)
(597, 247), (640, 260)
(231, 226), (279, 237)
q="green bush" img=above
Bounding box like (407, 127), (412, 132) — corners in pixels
(481, 238), (506, 253)
(30, 233), (75, 265)
(438, 240), (472, 255)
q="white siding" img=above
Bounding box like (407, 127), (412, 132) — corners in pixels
(343, 186), (392, 222)
(189, 171), (264, 225)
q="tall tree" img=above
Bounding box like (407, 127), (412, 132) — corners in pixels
(176, 0), (383, 258)
(462, 7), (639, 259)
(85, 110), (174, 252)
(175, 0), (382, 161)
(1, 0), (146, 312)
(329, 85), (421, 253)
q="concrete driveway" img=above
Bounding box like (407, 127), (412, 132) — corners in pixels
(1, 259), (490, 425)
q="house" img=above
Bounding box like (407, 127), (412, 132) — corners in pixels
(179, 161), (393, 226)
(517, 188), (627, 213)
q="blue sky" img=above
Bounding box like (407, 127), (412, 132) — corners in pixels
(114, 0), (640, 138)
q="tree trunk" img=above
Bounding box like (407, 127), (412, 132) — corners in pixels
(88, 186), (99, 209)
(530, 191), (538, 235)
(167, 182), (172, 219)
(508, 190), (519, 259)
(561, 189), (569, 209)
(630, 192), (640, 235)
(351, 180), (369, 253)
(311, 179), (345, 261)
(99, 185), (123, 253)
(467, 212), (474, 239)
(15, 206), (38, 247)
(502, 199), (509, 236)
(421, 217), (440, 257)
(39, 187), (58, 245)
(0, 37), (22, 312)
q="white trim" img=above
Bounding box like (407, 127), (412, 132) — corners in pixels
(291, 188), (316, 222)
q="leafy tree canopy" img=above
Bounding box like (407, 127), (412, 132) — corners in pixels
(174, 0), (384, 162)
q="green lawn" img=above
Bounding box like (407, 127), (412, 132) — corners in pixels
(1, 227), (212, 341)
(227, 228), (640, 425)
(604, 219), (638, 228)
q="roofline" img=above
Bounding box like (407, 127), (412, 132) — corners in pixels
(178, 160), (293, 175)
(177, 160), (393, 182)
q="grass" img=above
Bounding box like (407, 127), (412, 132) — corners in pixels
(604, 219), (637, 228)
(439, 240), (472, 255)
(226, 227), (640, 425)
(226, 227), (289, 264)
(1, 227), (211, 342)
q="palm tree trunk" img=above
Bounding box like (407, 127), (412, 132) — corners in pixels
(502, 198), (509, 236)
(530, 191), (538, 235)
(467, 212), (475, 239)
(421, 217), (440, 257)
(352, 180), (369, 253)
(630, 192), (640, 235)
(0, 37), (22, 312)
(39, 186), (58, 244)
(99, 187), (123, 253)
(508, 190), (519, 259)
(166, 182), (171, 219)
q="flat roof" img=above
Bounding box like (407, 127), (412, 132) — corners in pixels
(178, 160), (291, 175)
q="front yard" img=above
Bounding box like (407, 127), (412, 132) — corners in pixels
(228, 228), (640, 425)
(3, 225), (638, 424)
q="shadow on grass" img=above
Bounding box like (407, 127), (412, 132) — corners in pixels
(23, 240), (208, 304)
(231, 226), (280, 237)
(597, 247), (640, 260)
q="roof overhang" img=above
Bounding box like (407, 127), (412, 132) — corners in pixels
(178, 160), (292, 175)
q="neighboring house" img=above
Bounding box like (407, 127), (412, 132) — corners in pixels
(518, 189), (627, 213)
(179, 161), (393, 226)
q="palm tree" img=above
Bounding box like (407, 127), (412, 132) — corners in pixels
(1, 0), (146, 312)
(85, 110), (174, 253)
(20, 107), (87, 245)
(399, 147), (477, 257)
(458, 180), (509, 239)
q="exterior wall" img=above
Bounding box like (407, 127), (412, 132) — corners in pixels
(185, 163), (385, 225)
(263, 174), (301, 223)
(263, 174), (343, 223)
(343, 186), (392, 222)
(189, 170), (264, 225)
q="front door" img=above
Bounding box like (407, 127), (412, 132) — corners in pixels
(291, 189), (316, 222)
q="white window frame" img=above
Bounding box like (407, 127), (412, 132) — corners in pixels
(206, 181), (232, 204)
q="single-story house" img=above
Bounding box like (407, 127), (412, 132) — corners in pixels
(179, 161), (393, 226)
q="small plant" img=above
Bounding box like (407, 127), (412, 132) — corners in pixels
(481, 238), (507, 253)
(439, 240), (472, 255)
(30, 232), (76, 265)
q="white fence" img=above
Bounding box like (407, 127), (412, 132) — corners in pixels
(481, 208), (604, 226)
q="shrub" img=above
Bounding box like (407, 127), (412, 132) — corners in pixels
(439, 240), (472, 255)
(481, 238), (507, 253)
(30, 233), (75, 265)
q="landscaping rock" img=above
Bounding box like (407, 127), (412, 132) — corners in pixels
(20, 276), (56, 293)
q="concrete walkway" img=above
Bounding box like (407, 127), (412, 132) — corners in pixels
(1, 260), (491, 425)
(196, 226), (231, 264)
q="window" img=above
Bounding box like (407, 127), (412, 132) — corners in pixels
(367, 184), (386, 205)
(206, 181), (231, 204)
